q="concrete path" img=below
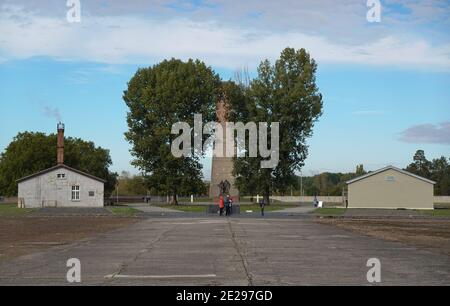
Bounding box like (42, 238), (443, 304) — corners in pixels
(129, 203), (316, 216)
(126, 203), (183, 214)
(0, 217), (449, 285)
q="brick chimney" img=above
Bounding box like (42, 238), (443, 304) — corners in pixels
(57, 122), (65, 165)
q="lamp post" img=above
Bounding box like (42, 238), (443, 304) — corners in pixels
(300, 170), (303, 203)
(116, 182), (119, 205)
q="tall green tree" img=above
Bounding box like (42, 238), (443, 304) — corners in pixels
(123, 58), (221, 204)
(0, 132), (117, 196)
(229, 48), (323, 204)
(356, 164), (366, 176)
(406, 150), (432, 178)
(430, 156), (450, 196)
(405, 150), (450, 196)
(116, 174), (148, 196)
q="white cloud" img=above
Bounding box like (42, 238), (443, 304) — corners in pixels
(399, 122), (450, 145)
(0, 4), (449, 70)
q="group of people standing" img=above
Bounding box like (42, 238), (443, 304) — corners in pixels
(218, 195), (266, 216)
(218, 194), (233, 216)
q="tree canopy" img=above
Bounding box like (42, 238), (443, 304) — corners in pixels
(115, 172), (148, 196)
(123, 58), (221, 203)
(0, 132), (117, 196)
(406, 150), (450, 196)
(228, 48), (323, 204)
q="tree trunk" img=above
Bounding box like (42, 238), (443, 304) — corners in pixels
(170, 192), (178, 205)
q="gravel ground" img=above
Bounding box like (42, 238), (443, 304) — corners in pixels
(316, 218), (450, 255)
(0, 216), (138, 261)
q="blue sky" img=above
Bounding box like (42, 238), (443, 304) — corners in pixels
(0, 0), (449, 178)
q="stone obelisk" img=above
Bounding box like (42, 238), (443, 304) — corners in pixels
(209, 96), (239, 201)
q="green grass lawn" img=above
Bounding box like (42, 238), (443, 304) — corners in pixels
(312, 208), (346, 215)
(241, 204), (296, 212)
(434, 203), (450, 209)
(154, 203), (298, 213)
(240, 197), (287, 204)
(107, 206), (141, 216)
(0, 203), (35, 217)
(417, 209), (450, 217)
(177, 197), (214, 203)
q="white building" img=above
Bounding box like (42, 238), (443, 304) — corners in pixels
(17, 123), (105, 208)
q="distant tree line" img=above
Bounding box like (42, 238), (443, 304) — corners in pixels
(114, 171), (208, 197)
(266, 164), (365, 197)
(114, 171), (148, 196)
(295, 170), (361, 197)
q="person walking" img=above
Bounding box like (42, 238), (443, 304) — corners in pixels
(313, 194), (318, 208)
(259, 197), (265, 216)
(219, 195), (225, 216)
(225, 194), (233, 216)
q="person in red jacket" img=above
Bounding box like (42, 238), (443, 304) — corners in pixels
(219, 195), (225, 216)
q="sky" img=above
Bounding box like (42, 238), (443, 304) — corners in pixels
(0, 0), (449, 178)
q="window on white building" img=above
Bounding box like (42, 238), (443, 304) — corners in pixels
(57, 173), (66, 179)
(71, 185), (80, 201)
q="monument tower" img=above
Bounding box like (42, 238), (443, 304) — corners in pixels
(209, 95), (240, 201)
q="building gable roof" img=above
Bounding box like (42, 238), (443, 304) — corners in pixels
(346, 165), (436, 185)
(16, 164), (106, 183)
